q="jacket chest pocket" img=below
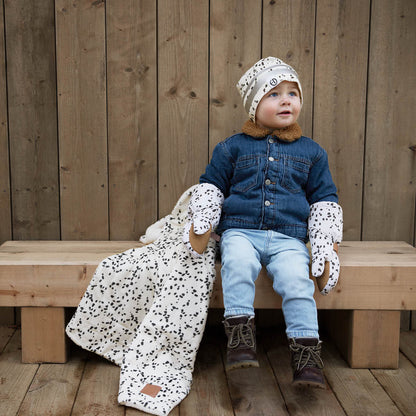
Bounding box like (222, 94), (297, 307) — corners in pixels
(231, 156), (260, 193)
(281, 156), (310, 193)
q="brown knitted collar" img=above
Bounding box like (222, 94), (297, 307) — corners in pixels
(242, 119), (302, 142)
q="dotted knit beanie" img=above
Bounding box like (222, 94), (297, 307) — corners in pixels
(236, 57), (303, 122)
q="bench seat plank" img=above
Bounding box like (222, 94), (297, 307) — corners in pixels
(0, 241), (415, 310)
(1, 240), (415, 367)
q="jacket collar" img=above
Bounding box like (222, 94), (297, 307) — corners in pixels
(242, 119), (302, 142)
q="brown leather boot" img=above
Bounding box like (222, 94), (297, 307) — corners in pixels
(289, 338), (326, 388)
(223, 316), (259, 371)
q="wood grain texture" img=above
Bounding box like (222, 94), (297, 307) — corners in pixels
(371, 353), (416, 416)
(0, 325), (14, 352)
(399, 330), (416, 366)
(324, 342), (403, 416)
(107, 0), (158, 239)
(314, 0), (370, 240)
(224, 343), (288, 415)
(363, 0), (416, 242)
(0, 0), (13, 325)
(180, 339), (234, 415)
(0, 330), (39, 416)
(2, 327), (415, 416)
(0, 2), (414, 249)
(262, 0), (315, 137)
(56, 0), (108, 240)
(5, 0), (60, 240)
(21, 307), (67, 363)
(1, 241), (415, 312)
(0, 0), (11, 245)
(17, 353), (85, 415)
(349, 310), (400, 368)
(209, 0), (261, 150)
(0, 0), (415, 341)
(71, 358), (124, 416)
(158, 0), (210, 217)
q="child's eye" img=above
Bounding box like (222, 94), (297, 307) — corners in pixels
(289, 91), (298, 97)
(269, 92), (278, 97)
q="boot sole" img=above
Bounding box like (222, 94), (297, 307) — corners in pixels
(292, 379), (326, 389)
(226, 360), (260, 372)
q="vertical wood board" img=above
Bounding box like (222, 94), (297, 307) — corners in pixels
(0, 0), (14, 325)
(262, 0), (316, 137)
(0, 0), (11, 244)
(56, 0), (108, 240)
(209, 0), (262, 152)
(158, 0), (210, 217)
(363, 0), (416, 242)
(107, 0), (158, 239)
(5, 0), (60, 240)
(314, 0), (370, 240)
(0, 2), (413, 256)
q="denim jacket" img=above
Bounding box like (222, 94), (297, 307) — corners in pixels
(200, 132), (338, 242)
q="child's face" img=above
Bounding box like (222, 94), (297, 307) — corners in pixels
(255, 81), (301, 129)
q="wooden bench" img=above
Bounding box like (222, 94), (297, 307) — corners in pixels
(0, 240), (415, 369)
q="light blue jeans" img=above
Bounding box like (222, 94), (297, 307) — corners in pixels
(220, 228), (319, 339)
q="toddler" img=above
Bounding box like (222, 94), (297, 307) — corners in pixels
(184, 57), (342, 388)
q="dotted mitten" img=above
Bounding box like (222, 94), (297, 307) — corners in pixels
(308, 201), (343, 295)
(183, 183), (224, 257)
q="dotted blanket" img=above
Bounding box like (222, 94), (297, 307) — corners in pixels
(66, 186), (217, 416)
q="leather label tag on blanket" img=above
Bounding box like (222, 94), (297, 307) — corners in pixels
(140, 384), (162, 398)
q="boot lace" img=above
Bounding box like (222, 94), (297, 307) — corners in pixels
(289, 340), (324, 371)
(227, 322), (255, 349)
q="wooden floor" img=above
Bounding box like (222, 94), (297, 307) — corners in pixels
(1, 324), (416, 416)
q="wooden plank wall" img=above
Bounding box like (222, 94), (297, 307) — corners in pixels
(0, 0), (415, 325)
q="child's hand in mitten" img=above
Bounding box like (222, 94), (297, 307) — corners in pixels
(183, 183), (224, 257)
(308, 201), (343, 295)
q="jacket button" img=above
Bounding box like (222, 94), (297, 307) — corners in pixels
(265, 179), (271, 185)
(268, 138), (274, 144)
(265, 200), (271, 206)
(268, 156), (274, 162)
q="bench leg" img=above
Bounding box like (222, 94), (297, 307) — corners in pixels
(21, 307), (68, 363)
(323, 310), (400, 368)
